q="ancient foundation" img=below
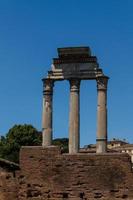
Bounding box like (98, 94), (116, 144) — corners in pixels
(19, 147), (133, 200)
(1, 146), (133, 200)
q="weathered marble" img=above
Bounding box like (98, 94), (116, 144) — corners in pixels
(96, 76), (108, 153)
(42, 79), (54, 146)
(69, 79), (80, 154)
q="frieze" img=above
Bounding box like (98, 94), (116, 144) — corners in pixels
(53, 56), (97, 64)
(47, 69), (104, 80)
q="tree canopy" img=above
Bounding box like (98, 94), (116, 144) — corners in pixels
(0, 124), (41, 163)
(0, 124), (68, 163)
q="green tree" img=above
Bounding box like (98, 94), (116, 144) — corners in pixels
(0, 124), (69, 163)
(6, 124), (41, 146)
(0, 124), (41, 163)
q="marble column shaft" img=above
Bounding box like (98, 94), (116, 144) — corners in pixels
(69, 79), (80, 154)
(42, 79), (54, 147)
(96, 76), (108, 153)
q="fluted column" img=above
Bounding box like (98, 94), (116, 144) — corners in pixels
(69, 79), (80, 154)
(96, 76), (108, 153)
(42, 78), (54, 147)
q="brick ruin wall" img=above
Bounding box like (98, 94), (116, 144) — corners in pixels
(0, 166), (19, 200)
(1, 146), (133, 199)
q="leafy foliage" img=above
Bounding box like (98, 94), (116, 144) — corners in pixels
(0, 124), (69, 163)
(0, 124), (41, 163)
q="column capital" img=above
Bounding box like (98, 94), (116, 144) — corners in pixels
(42, 78), (54, 95)
(96, 76), (109, 91)
(69, 79), (81, 92)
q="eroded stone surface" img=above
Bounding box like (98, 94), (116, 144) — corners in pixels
(1, 146), (133, 200)
(48, 47), (103, 80)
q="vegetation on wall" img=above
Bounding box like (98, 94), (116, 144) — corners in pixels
(52, 138), (68, 153)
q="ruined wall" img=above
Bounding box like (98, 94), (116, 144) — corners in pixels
(0, 164), (19, 200)
(18, 146), (133, 200)
(1, 146), (133, 200)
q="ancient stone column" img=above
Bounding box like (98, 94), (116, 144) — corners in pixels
(69, 79), (80, 154)
(96, 76), (108, 153)
(42, 78), (54, 147)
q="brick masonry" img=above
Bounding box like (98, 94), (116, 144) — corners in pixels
(1, 146), (133, 199)
(0, 160), (19, 200)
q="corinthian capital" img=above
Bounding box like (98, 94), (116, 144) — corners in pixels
(42, 78), (54, 95)
(97, 76), (109, 90)
(69, 79), (81, 92)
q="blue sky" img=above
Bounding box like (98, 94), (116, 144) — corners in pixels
(0, 0), (133, 146)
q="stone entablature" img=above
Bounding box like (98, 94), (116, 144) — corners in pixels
(47, 47), (104, 80)
(42, 46), (109, 154)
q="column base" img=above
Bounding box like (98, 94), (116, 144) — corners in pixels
(42, 129), (52, 147)
(69, 146), (79, 154)
(96, 138), (107, 153)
